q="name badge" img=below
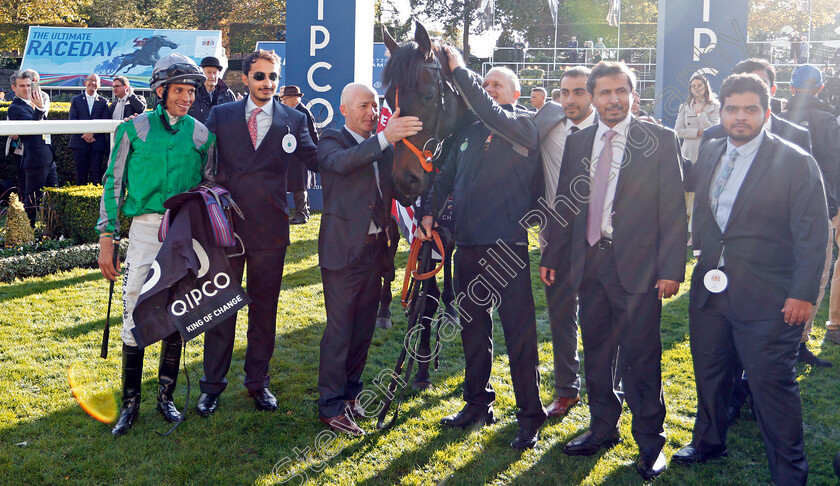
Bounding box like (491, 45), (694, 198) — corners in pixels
(282, 134), (297, 153)
(704, 269), (728, 293)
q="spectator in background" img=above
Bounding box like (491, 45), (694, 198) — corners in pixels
(790, 32), (802, 64)
(6, 69), (57, 224)
(280, 85), (319, 225)
(530, 87), (547, 111)
(109, 76), (146, 120)
(583, 41), (594, 64)
(188, 56), (236, 124)
(69, 74), (110, 185)
(568, 36), (579, 63)
(800, 39), (810, 64)
(0, 88), (5, 101)
(675, 74), (719, 239)
(551, 88), (562, 103)
(593, 38), (606, 63)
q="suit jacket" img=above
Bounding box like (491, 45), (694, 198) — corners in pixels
(688, 114), (812, 192)
(689, 133), (828, 321)
(541, 117), (688, 294)
(6, 98), (53, 169)
(286, 102), (319, 192)
(207, 97), (318, 250)
(108, 93), (147, 120)
(69, 92), (110, 150)
(318, 127), (394, 271)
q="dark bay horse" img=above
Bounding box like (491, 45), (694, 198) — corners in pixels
(114, 35), (179, 74)
(382, 22), (472, 205)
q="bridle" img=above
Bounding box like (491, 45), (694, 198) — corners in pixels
(392, 51), (456, 173)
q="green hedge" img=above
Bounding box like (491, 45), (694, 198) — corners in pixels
(0, 240), (127, 282)
(0, 101), (77, 186)
(42, 184), (130, 243)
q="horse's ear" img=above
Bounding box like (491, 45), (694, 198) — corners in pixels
(383, 26), (399, 55)
(414, 20), (432, 58)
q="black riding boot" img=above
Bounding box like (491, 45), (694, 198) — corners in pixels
(112, 344), (145, 437)
(157, 333), (183, 423)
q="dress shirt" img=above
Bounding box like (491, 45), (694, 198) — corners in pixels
(712, 130), (765, 232)
(245, 96), (273, 149)
(112, 95), (126, 120)
(345, 126), (389, 234)
(590, 115), (633, 239)
(540, 108), (597, 202)
(85, 92), (96, 114)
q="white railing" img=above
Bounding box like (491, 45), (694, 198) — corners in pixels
(0, 119), (124, 151)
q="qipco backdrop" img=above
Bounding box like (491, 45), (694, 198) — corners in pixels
(285, 0), (375, 132)
(20, 27), (224, 89)
(654, 0), (750, 127)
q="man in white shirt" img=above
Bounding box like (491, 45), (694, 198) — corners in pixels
(109, 76), (147, 121)
(69, 73), (110, 184)
(533, 66), (597, 420)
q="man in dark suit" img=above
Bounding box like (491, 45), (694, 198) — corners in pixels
(672, 73), (826, 486)
(699, 59), (811, 154)
(6, 69), (57, 224)
(280, 85), (319, 224)
(109, 76), (146, 120)
(533, 66), (598, 419)
(69, 73), (110, 185)
(539, 61), (687, 480)
(195, 49), (318, 416)
(316, 83), (421, 435)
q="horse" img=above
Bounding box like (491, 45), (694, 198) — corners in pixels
(113, 35), (179, 74)
(381, 21), (472, 205)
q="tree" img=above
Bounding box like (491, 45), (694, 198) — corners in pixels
(749, 0), (837, 40)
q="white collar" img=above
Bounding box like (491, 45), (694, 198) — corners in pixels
(726, 129), (765, 159)
(594, 113), (633, 140)
(566, 107), (597, 131)
(246, 95), (274, 117)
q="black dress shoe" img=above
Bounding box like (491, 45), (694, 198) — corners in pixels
(637, 451), (667, 480)
(196, 392), (219, 417)
(726, 405), (740, 424)
(798, 342), (833, 367)
(563, 429), (621, 456)
(510, 428), (539, 449)
(440, 406), (497, 428)
(249, 387), (278, 411)
(672, 444), (728, 465)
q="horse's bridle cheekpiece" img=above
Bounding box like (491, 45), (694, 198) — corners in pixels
(393, 51), (455, 174)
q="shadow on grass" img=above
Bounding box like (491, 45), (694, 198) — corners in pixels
(0, 270), (101, 304)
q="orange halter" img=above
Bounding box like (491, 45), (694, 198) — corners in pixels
(400, 228), (446, 308)
(394, 87), (435, 173)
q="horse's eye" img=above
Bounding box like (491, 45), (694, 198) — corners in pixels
(421, 92), (435, 103)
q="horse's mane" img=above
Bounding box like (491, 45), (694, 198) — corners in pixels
(381, 41), (427, 94)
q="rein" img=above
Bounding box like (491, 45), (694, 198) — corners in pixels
(400, 229), (445, 308)
(392, 53), (452, 173)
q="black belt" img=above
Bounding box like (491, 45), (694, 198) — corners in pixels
(593, 238), (613, 250)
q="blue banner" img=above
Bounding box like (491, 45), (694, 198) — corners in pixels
(654, 0), (749, 127)
(21, 27), (223, 89)
(284, 0), (375, 132)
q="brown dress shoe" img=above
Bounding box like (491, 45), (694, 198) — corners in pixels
(345, 399), (367, 419)
(319, 414), (365, 436)
(545, 394), (580, 417)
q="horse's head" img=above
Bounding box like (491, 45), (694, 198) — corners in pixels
(155, 36), (179, 50)
(382, 21), (468, 205)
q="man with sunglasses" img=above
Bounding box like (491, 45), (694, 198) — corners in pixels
(196, 49), (319, 416)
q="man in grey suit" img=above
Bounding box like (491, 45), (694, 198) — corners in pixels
(673, 74), (826, 486)
(533, 66), (597, 418)
(539, 61), (687, 480)
(316, 83), (421, 436)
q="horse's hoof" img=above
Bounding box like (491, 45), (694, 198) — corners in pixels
(376, 317), (393, 329)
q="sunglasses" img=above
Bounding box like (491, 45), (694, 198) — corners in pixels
(112, 84), (124, 88)
(250, 71), (279, 81)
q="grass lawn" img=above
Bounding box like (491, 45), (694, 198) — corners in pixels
(0, 212), (838, 485)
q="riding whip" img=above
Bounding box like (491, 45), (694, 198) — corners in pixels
(100, 236), (121, 359)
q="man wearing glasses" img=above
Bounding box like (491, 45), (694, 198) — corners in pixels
(196, 49), (319, 416)
(109, 76), (147, 121)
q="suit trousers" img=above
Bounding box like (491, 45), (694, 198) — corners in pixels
(200, 246), (287, 394)
(689, 292), (807, 486)
(454, 244), (546, 431)
(578, 244), (666, 453)
(293, 191), (310, 218)
(828, 214), (840, 326)
(72, 145), (105, 185)
(24, 161), (58, 222)
(544, 251), (581, 398)
(318, 237), (386, 418)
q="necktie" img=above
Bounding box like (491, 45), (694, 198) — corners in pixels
(248, 107), (262, 148)
(570, 125), (580, 134)
(587, 130), (618, 246)
(371, 163), (384, 232)
(711, 149), (739, 214)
